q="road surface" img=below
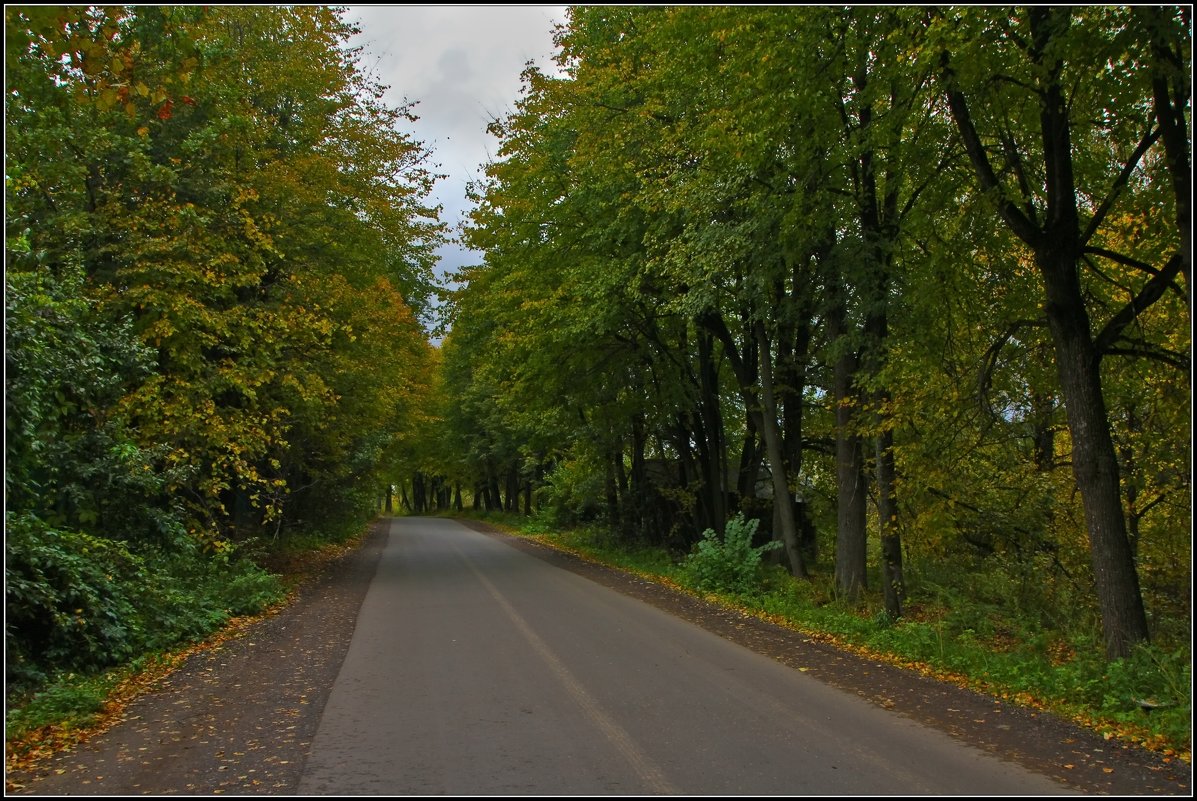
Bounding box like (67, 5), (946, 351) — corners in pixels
(12, 516), (1188, 795)
(298, 517), (1070, 795)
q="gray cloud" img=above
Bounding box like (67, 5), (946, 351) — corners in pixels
(346, 5), (566, 283)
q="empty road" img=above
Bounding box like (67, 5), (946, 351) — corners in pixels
(298, 517), (1071, 795)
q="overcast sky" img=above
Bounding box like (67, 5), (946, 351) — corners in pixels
(345, 6), (568, 285)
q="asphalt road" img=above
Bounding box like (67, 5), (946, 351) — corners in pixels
(297, 516), (1072, 795)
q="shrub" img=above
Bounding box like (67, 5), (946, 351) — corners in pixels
(683, 514), (781, 596)
(5, 513), (284, 697)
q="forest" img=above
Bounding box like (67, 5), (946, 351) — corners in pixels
(5, 5), (1191, 756)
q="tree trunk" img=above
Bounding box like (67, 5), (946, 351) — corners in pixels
(1040, 246), (1150, 658)
(866, 303), (903, 618)
(755, 320), (807, 578)
(502, 464), (515, 512)
(489, 475), (502, 513)
(779, 312), (815, 564)
(876, 424), (903, 619)
(698, 329), (728, 532)
(830, 284), (867, 600)
(412, 472), (426, 514)
(604, 455), (619, 529)
(737, 415), (763, 501)
(630, 414), (648, 536)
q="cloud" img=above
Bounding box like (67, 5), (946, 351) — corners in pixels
(346, 6), (565, 233)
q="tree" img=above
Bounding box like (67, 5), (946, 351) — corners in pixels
(931, 6), (1190, 658)
(5, 6), (442, 541)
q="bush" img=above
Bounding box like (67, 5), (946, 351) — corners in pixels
(683, 514), (781, 596)
(537, 455), (606, 526)
(5, 516), (145, 684)
(5, 513), (284, 697)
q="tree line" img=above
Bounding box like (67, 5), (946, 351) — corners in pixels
(5, 7), (439, 688)
(424, 7), (1190, 660)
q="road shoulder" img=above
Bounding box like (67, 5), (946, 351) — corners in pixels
(7, 520), (389, 796)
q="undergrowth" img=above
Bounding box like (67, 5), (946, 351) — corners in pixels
(3, 520), (369, 759)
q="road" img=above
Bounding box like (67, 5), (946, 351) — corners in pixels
(298, 517), (1070, 795)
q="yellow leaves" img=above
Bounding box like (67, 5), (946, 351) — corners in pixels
(96, 87), (119, 110)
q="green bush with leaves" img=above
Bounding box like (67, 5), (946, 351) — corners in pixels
(537, 454), (607, 527)
(5, 513), (283, 696)
(683, 514), (781, 596)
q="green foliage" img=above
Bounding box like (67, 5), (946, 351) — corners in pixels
(4, 673), (117, 741)
(4, 266), (190, 542)
(6, 5), (441, 543)
(439, 3), (1189, 663)
(5, 513), (284, 696)
(683, 514), (781, 596)
(6, 517), (144, 683)
(537, 455), (607, 527)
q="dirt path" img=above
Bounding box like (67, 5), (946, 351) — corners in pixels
(7, 516), (1191, 795)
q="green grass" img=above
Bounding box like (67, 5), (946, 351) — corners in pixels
(5, 670), (121, 743)
(461, 510), (1191, 760)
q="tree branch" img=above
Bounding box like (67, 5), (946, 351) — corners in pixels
(1095, 253), (1186, 358)
(1133, 491), (1170, 521)
(976, 318), (1047, 409)
(1083, 246), (1158, 275)
(998, 121), (1041, 227)
(1102, 344), (1190, 372)
(940, 55), (1043, 248)
(1081, 253), (1137, 295)
(1084, 247), (1188, 305)
(1079, 125), (1161, 248)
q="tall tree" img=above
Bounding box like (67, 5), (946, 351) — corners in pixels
(932, 6), (1189, 657)
(5, 6), (441, 540)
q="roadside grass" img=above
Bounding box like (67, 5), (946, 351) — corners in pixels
(5, 617), (268, 779)
(456, 509), (1191, 763)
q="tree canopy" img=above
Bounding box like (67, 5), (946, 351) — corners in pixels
(6, 6), (441, 686)
(432, 6), (1190, 661)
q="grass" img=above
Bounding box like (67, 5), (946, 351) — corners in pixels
(457, 509), (1191, 763)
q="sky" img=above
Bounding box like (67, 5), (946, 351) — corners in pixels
(344, 6), (568, 286)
